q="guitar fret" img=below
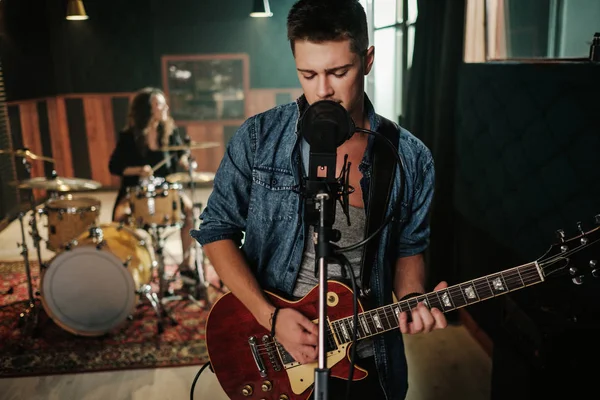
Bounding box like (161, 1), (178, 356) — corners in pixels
(459, 282), (479, 304)
(515, 267), (525, 286)
(426, 293), (442, 311)
(499, 272), (510, 291)
(359, 315), (370, 335)
(473, 277), (493, 299)
(392, 304), (401, 323)
(366, 312), (379, 334)
(503, 270), (523, 291)
(325, 323), (336, 351)
(438, 289), (455, 310)
(338, 321), (349, 342)
(371, 311), (384, 331)
(434, 291), (444, 310)
(521, 264), (542, 285)
(380, 306), (393, 330)
(449, 286), (467, 308)
(345, 317), (361, 339)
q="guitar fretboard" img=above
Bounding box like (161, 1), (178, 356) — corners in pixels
(329, 262), (544, 344)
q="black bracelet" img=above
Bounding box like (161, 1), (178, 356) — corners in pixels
(270, 307), (280, 338)
(400, 292), (423, 301)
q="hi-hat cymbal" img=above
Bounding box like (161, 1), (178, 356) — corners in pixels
(160, 141), (220, 151)
(0, 148), (55, 163)
(17, 176), (102, 192)
(166, 171), (215, 187)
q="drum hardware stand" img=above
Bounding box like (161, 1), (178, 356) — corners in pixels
(13, 157), (52, 336)
(146, 223), (179, 334)
(15, 211), (40, 335)
(184, 149), (209, 302)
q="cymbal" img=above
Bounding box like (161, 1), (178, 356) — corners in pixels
(166, 171), (215, 186)
(17, 176), (102, 192)
(0, 148), (55, 163)
(160, 141), (220, 151)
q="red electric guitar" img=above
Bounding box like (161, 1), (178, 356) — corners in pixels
(205, 219), (600, 400)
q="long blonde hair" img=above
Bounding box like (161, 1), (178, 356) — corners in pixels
(126, 87), (175, 155)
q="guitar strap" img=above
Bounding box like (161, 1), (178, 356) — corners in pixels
(359, 116), (400, 298)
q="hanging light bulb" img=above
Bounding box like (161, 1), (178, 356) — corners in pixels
(250, 0), (273, 18)
(66, 0), (89, 21)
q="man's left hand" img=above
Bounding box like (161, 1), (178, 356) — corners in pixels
(398, 281), (448, 334)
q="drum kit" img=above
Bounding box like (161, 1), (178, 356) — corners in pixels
(0, 141), (217, 338)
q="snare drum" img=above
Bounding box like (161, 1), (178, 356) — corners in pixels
(44, 197), (100, 252)
(40, 223), (154, 336)
(127, 177), (183, 228)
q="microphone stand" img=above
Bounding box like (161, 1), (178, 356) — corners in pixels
(313, 192), (334, 400)
(308, 161), (352, 400)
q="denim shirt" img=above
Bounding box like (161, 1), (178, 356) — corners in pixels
(192, 95), (434, 400)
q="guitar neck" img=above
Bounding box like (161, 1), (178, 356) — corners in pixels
(329, 261), (545, 344)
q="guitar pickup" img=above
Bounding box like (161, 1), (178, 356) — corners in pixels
(248, 336), (267, 377)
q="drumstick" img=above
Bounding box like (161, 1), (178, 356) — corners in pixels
(151, 153), (177, 173)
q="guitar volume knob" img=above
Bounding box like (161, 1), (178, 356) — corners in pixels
(279, 396), (289, 400)
(241, 384), (253, 396)
(261, 380), (272, 391)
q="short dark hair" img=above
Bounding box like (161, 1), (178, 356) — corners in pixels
(287, 0), (368, 55)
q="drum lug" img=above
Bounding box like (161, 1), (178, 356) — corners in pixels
(64, 239), (78, 250)
(96, 240), (106, 250)
(89, 225), (104, 241)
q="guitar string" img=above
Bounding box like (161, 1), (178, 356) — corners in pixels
(537, 236), (600, 272)
(254, 234), (598, 355)
(253, 268), (542, 355)
(253, 237), (599, 359)
(252, 267), (542, 355)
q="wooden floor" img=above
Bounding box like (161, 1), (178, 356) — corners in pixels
(0, 190), (492, 400)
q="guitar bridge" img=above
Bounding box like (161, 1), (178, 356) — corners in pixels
(263, 335), (282, 372)
(248, 336), (267, 377)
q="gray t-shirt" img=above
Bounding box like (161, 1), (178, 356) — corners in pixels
(292, 203), (374, 358)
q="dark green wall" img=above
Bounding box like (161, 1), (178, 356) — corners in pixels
(0, 0), (57, 100)
(1, 0), (301, 101)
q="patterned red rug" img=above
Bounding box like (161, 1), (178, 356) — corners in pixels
(0, 260), (211, 378)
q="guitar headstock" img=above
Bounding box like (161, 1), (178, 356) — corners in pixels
(537, 215), (600, 285)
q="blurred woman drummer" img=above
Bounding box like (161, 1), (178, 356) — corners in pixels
(109, 86), (199, 286)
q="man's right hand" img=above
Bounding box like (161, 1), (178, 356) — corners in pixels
(273, 308), (319, 365)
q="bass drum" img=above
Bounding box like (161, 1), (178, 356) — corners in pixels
(41, 223), (154, 336)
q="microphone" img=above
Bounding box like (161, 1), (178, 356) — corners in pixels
(299, 100), (355, 228)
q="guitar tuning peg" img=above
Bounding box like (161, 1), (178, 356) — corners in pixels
(556, 229), (566, 242)
(577, 221), (584, 234)
(595, 215), (600, 225)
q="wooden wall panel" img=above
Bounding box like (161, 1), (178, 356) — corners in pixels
(247, 90), (276, 117)
(185, 124), (225, 173)
(247, 88), (303, 117)
(5, 88), (302, 192)
(82, 96), (117, 187)
(18, 102), (44, 199)
(101, 96), (120, 188)
(47, 97), (74, 179)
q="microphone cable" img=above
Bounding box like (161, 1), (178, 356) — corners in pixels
(190, 361), (212, 400)
(334, 127), (405, 255)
